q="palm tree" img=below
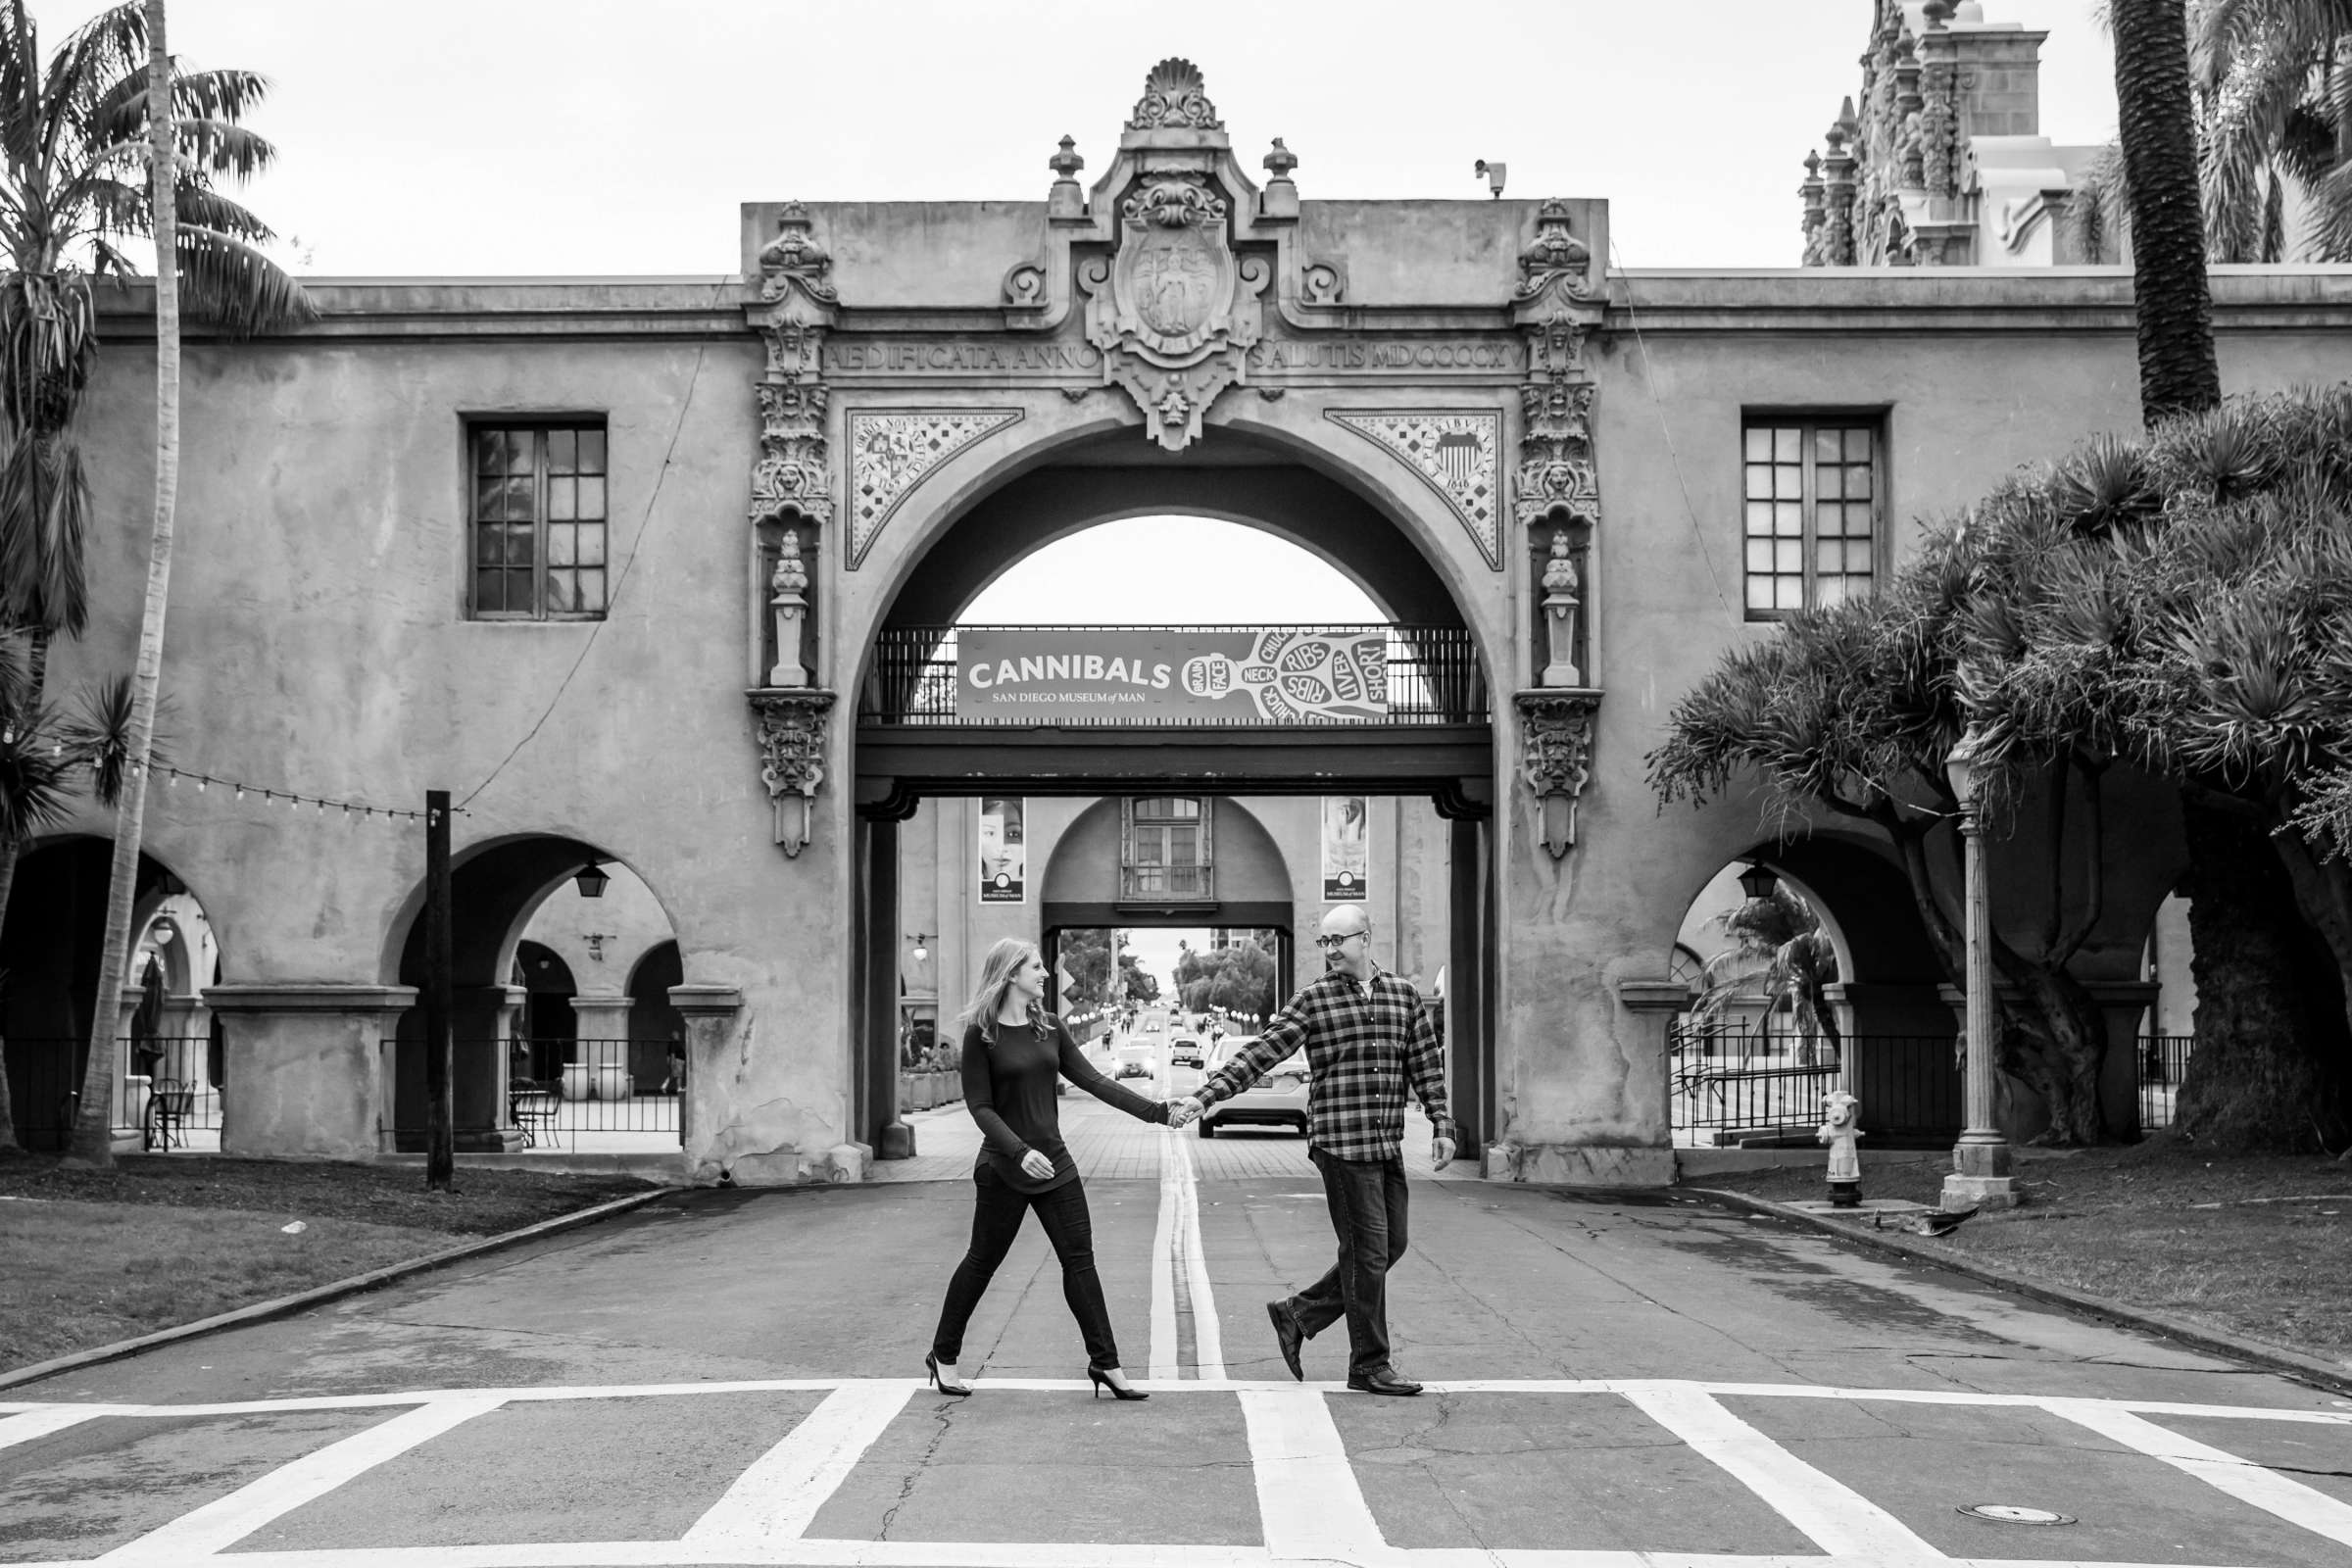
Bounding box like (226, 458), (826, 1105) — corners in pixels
(1688, 886), (1843, 1067)
(37, 0), (306, 1165)
(2106, 0), (2352, 1152)
(2194, 0), (2352, 261)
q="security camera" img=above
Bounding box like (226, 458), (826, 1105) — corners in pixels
(1474, 159), (1506, 199)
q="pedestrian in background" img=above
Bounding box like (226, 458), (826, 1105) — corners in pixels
(926, 937), (1169, 1400)
(1172, 903), (1454, 1395)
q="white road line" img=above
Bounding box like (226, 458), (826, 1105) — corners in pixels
(684, 1382), (914, 1545)
(0, 1404), (114, 1450)
(96, 1396), (504, 1563)
(1175, 1131), (1226, 1381)
(1150, 1127), (1182, 1381)
(1621, 1387), (1943, 1563)
(2046, 1397), (2352, 1549)
(1236, 1387), (1386, 1560)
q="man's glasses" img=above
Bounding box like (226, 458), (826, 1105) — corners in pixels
(1313, 930), (1368, 951)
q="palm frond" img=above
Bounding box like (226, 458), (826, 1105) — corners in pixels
(58, 669), (139, 807)
(173, 222), (311, 333)
(0, 431), (87, 636)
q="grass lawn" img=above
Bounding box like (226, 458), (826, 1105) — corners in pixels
(1697, 1134), (2352, 1366)
(0, 1152), (658, 1374)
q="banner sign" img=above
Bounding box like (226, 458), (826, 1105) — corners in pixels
(957, 627), (1386, 723)
(978, 796), (1026, 904)
(1322, 796), (1370, 903)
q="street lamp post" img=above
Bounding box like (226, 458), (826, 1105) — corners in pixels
(1942, 727), (2019, 1212)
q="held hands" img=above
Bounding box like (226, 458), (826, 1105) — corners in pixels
(1019, 1149), (1055, 1181)
(1165, 1097), (1200, 1129)
(1431, 1136), (1455, 1171)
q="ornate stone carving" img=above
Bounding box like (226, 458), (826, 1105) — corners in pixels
(1082, 172), (1268, 451)
(1327, 411), (1500, 568)
(768, 529), (809, 688)
(1125, 57), (1223, 132)
(1514, 379), (1596, 530)
(1540, 529), (1583, 688)
(757, 201), (839, 309)
(750, 690), (835, 858)
(752, 378), (832, 529)
(1299, 261), (1344, 305)
(847, 410), (1023, 565)
(1517, 690), (1601, 858)
(1511, 199), (1597, 311)
(749, 202), (838, 535)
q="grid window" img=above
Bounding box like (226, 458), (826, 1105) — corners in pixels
(1740, 420), (1880, 615)
(1124, 798), (1212, 899)
(470, 423), (609, 618)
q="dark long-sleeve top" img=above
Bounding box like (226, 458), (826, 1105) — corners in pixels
(961, 1012), (1170, 1193)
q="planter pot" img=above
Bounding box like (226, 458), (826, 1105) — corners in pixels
(592, 1064), (634, 1102)
(559, 1063), (594, 1102)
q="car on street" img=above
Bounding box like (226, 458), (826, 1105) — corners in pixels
(1167, 1036), (1203, 1069)
(1197, 1036), (1308, 1137)
(1113, 1042), (1155, 1080)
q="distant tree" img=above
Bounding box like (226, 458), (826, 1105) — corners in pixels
(1688, 887), (1843, 1066)
(1176, 938), (1277, 1019)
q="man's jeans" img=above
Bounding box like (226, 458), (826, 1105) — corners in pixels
(1289, 1147), (1409, 1377)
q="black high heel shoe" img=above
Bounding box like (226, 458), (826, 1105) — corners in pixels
(1088, 1367), (1149, 1401)
(925, 1352), (972, 1397)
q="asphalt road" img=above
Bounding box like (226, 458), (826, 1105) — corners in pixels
(7, 1095), (2352, 1568)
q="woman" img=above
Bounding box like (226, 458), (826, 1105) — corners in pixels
(928, 937), (1168, 1400)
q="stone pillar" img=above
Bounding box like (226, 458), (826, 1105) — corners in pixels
(862, 814), (914, 1158)
(1798, 151), (1828, 267)
(205, 984), (416, 1160)
(454, 983), (526, 1152)
(669, 983), (739, 1176)
(1447, 814), (1488, 1152)
(2088, 980), (2162, 1141)
(1821, 107), (1859, 266)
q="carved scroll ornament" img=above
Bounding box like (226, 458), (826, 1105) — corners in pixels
(1126, 57), (1224, 132)
(751, 690), (835, 858)
(1517, 690), (1600, 858)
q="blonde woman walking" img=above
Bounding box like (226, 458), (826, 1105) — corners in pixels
(926, 937), (1170, 1399)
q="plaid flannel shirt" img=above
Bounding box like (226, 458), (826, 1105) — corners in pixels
(1196, 963), (1452, 1162)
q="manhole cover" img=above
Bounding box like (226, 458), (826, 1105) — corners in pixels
(1958, 1504), (2076, 1526)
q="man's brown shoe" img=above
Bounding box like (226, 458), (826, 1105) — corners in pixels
(1346, 1368), (1423, 1396)
(1265, 1299), (1305, 1381)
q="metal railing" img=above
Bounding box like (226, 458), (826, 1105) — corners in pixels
(1669, 1022), (1963, 1148)
(4, 1036), (220, 1152)
(861, 624), (1489, 725)
(495, 1038), (683, 1150)
(2137, 1034), (2193, 1135)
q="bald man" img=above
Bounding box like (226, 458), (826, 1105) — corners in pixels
(1172, 904), (1454, 1395)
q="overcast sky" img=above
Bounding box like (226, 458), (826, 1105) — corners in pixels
(93, 0), (2117, 276)
(61, 0), (2119, 622)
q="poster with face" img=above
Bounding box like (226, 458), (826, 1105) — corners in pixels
(1322, 796), (1368, 903)
(979, 797), (1026, 905)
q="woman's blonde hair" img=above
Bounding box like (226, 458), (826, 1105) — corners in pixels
(958, 936), (1054, 1044)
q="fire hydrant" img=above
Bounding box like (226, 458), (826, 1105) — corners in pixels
(1817, 1090), (1862, 1208)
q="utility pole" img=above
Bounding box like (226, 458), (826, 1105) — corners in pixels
(424, 791), (455, 1191)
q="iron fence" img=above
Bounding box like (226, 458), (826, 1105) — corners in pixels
(491, 1037), (683, 1151)
(861, 624), (1490, 725)
(1669, 1021), (1963, 1148)
(4, 1036), (221, 1152)
(2137, 1034), (2193, 1135)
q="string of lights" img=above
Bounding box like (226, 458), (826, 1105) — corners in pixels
(138, 762), (458, 823)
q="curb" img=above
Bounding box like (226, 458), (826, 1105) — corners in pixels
(1691, 1186), (2352, 1396)
(0, 1186), (678, 1394)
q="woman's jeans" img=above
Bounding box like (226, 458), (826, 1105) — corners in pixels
(931, 1171), (1119, 1371)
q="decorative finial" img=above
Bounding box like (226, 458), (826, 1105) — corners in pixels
(1127, 58), (1223, 132)
(1050, 135), (1084, 181)
(1263, 138), (1298, 181)
(1803, 149), (1822, 177)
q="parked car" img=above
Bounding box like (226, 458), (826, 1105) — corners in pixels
(1114, 1043), (1155, 1081)
(1197, 1036), (1308, 1137)
(1168, 1036), (1203, 1069)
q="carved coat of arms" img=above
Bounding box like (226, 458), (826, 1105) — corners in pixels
(1084, 171), (1266, 452)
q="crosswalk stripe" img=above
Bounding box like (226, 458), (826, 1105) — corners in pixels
(683, 1382), (916, 1544)
(95, 1396), (505, 1563)
(1235, 1387), (1385, 1558)
(1621, 1387), (1943, 1562)
(0, 1405), (112, 1451)
(2045, 1397), (2352, 1549)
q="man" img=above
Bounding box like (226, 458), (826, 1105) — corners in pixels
(1169, 904), (1454, 1396)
